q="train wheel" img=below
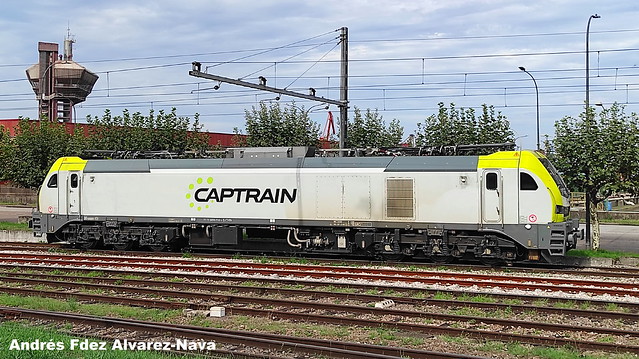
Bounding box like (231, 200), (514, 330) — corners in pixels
(479, 257), (505, 267)
(46, 233), (61, 244)
(146, 244), (167, 252)
(381, 254), (405, 261)
(78, 240), (99, 250)
(431, 255), (454, 264)
(113, 242), (135, 251)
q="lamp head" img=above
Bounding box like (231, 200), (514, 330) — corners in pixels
(592, 14), (600, 19)
(518, 66), (526, 71)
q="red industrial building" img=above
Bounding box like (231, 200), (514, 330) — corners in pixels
(0, 119), (241, 147)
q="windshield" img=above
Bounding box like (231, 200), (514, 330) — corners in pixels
(539, 157), (570, 199)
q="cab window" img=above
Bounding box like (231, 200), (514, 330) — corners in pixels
(47, 174), (58, 188)
(520, 172), (538, 191)
(486, 173), (498, 190)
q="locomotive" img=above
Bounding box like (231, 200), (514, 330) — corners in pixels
(31, 146), (581, 264)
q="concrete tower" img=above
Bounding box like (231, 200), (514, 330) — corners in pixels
(25, 34), (98, 122)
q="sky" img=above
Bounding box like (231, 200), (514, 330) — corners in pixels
(1, 0), (638, 150)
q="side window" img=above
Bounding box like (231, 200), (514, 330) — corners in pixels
(70, 173), (78, 188)
(486, 173), (498, 190)
(520, 172), (539, 191)
(47, 174), (58, 188)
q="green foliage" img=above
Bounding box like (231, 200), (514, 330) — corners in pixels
(550, 103), (639, 249)
(0, 321), (183, 359)
(0, 119), (85, 188)
(415, 102), (514, 146)
(242, 102), (321, 147)
(347, 107), (404, 147)
(0, 109), (208, 189)
(0, 222), (30, 231)
(86, 108), (208, 153)
(550, 103), (639, 202)
(567, 249), (639, 259)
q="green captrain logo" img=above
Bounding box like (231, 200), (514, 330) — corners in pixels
(186, 177), (215, 211)
(186, 177), (298, 211)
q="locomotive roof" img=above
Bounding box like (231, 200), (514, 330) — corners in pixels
(82, 156), (480, 173)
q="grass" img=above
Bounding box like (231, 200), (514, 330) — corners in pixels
(598, 218), (639, 226)
(553, 300), (577, 309)
(324, 285), (356, 294)
(85, 271), (106, 278)
(433, 292), (454, 300)
(0, 294), (181, 323)
(0, 221), (29, 231)
(567, 249), (639, 259)
(0, 321), (186, 358)
(458, 339), (636, 359)
(2, 292), (632, 359)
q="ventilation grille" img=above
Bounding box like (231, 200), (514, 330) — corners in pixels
(386, 178), (414, 218)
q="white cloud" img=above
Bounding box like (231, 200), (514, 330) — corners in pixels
(1, 0), (639, 149)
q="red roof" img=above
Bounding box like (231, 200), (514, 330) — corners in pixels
(0, 119), (241, 147)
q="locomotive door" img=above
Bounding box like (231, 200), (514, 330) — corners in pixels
(481, 170), (502, 223)
(67, 172), (81, 215)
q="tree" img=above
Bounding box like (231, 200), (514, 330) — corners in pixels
(86, 108), (207, 153)
(242, 102), (321, 147)
(0, 119), (85, 188)
(0, 109), (208, 188)
(550, 103), (639, 249)
(415, 102), (514, 147)
(347, 107), (404, 147)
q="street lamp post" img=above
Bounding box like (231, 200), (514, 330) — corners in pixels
(518, 66), (540, 150)
(586, 14), (600, 111)
(585, 13), (600, 248)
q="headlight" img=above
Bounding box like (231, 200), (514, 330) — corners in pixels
(555, 205), (570, 216)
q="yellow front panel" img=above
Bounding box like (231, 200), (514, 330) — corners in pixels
(47, 157), (87, 175)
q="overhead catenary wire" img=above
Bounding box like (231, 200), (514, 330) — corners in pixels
(3, 27), (639, 125)
(3, 27), (638, 68)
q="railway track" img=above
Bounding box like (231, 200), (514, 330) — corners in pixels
(1, 270), (636, 320)
(1, 241), (638, 279)
(1, 259), (639, 357)
(1, 307), (480, 359)
(0, 252), (637, 298)
(1, 274), (637, 337)
(2, 263), (637, 312)
(1, 274), (638, 355)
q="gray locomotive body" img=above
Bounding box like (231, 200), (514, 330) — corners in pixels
(32, 149), (581, 264)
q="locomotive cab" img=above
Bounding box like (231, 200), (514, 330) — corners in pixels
(32, 157), (87, 242)
(477, 150), (579, 263)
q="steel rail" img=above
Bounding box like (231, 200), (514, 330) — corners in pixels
(0, 278), (636, 339)
(4, 252), (638, 289)
(231, 307), (639, 354)
(1, 262), (638, 312)
(0, 306), (484, 359)
(0, 254), (637, 297)
(2, 271), (636, 321)
(2, 242), (638, 278)
(1, 286), (637, 354)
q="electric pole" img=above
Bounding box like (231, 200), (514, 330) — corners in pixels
(189, 27), (349, 152)
(339, 27), (348, 153)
